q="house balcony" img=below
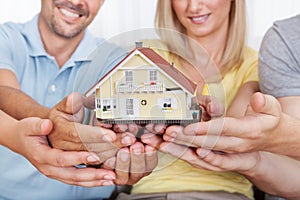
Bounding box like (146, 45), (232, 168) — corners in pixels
(117, 82), (164, 93)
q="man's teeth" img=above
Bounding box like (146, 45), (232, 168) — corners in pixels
(60, 8), (80, 18)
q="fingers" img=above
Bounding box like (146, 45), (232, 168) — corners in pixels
(114, 148), (130, 185)
(55, 92), (83, 115)
(129, 142), (146, 182)
(159, 142), (220, 171)
(38, 147), (100, 167)
(199, 95), (225, 119)
(102, 157), (116, 170)
(196, 148), (260, 172)
(145, 123), (166, 134)
(83, 94), (95, 110)
(113, 124), (140, 136)
(115, 132), (136, 147)
(164, 125), (198, 147)
(250, 92), (281, 117)
(145, 145), (158, 172)
(46, 166), (116, 187)
(22, 118), (53, 136)
(164, 125), (254, 153)
(141, 133), (163, 149)
(76, 124), (116, 143)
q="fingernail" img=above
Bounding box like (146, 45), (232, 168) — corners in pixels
(102, 135), (113, 142)
(120, 151), (129, 162)
(163, 135), (174, 142)
(102, 181), (114, 186)
(133, 147), (142, 155)
(104, 174), (116, 180)
(145, 146), (154, 156)
(199, 148), (210, 158)
(170, 132), (177, 138)
(121, 136), (132, 145)
(87, 155), (100, 162)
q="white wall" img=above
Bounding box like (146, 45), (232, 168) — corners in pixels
(246, 0), (300, 50)
(0, 0), (299, 50)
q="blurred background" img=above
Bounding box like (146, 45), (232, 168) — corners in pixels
(0, 0), (299, 50)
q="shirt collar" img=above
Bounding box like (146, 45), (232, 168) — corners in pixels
(22, 14), (102, 63)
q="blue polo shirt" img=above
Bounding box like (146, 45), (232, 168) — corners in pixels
(0, 15), (125, 200)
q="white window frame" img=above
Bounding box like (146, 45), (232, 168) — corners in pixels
(149, 70), (158, 82)
(126, 98), (134, 115)
(125, 70), (133, 84)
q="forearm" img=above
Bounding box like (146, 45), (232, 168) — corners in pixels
(0, 110), (18, 147)
(243, 152), (300, 199)
(0, 86), (50, 119)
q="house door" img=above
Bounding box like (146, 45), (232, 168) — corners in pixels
(120, 98), (140, 117)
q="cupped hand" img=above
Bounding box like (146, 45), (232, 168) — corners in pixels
(8, 117), (116, 187)
(173, 92), (282, 153)
(47, 92), (117, 151)
(159, 141), (261, 173)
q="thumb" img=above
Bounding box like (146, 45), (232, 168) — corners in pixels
(250, 92), (281, 117)
(22, 118), (53, 136)
(55, 92), (83, 115)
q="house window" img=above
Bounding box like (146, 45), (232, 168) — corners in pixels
(126, 98), (134, 115)
(125, 71), (133, 83)
(100, 98), (117, 112)
(96, 98), (101, 109)
(113, 99), (117, 109)
(149, 70), (157, 82)
(102, 99), (111, 112)
(163, 97), (172, 108)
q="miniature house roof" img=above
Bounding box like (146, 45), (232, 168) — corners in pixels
(85, 45), (197, 97)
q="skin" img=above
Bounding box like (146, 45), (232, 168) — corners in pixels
(159, 92), (300, 199)
(172, 0), (231, 66)
(141, 0), (300, 198)
(0, 0), (157, 186)
(144, 0), (258, 151)
(0, 110), (116, 187)
(39, 0), (104, 66)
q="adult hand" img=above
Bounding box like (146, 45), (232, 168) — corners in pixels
(197, 95), (225, 121)
(48, 92), (117, 151)
(6, 117), (116, 187)
(100, 126), (158, 185)
(158, 141), (261, 173)
(83, 94), (158, 184)
(163, 92), (282, 153)
(102, 142), (158, 185)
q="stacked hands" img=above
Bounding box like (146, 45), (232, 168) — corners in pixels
(17, 91), (282, 187)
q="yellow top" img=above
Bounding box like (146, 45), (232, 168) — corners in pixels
(132, 42), (258, 200)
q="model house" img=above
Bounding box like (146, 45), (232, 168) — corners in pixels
(85, 42), (201, 125)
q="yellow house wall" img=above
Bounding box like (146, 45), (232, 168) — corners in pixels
(117, 92), (187, 119)
(95, 53), (189, 119)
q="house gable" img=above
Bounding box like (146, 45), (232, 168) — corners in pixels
(85, 47), (197, 97)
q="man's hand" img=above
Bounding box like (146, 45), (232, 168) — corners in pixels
(162, 92), (282, 154)
(158, 141), (261, 173)
(48, 92), (117, 151)
(6, 117), (116, 187)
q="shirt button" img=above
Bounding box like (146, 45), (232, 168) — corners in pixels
(50, 84), (57, 92)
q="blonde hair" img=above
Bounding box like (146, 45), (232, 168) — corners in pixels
(155, 0), (247, 74)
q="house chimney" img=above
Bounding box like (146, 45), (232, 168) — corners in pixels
(135, 41), (143, 48)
